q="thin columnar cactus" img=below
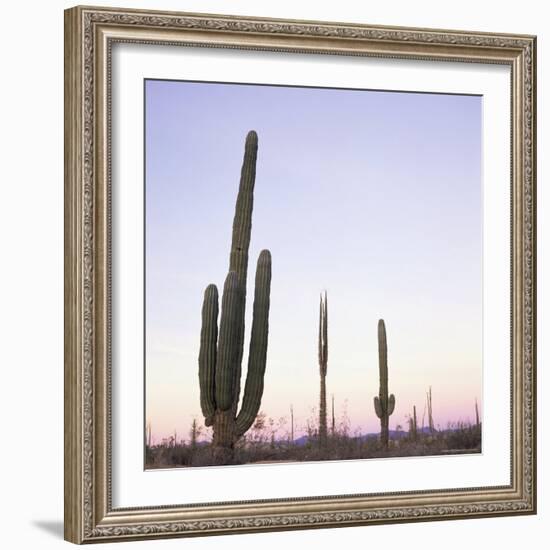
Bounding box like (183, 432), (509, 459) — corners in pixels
(331, 394), (336, 437)
(198, 131), (272, 463)
(475, 398), (480, 428)
(189, 419), (198, 449)
(427, 386), (435, 433)
(290, 405), (294, 444)
(318, 291), (328, 446)
(146, 422), (152, 448)
(373, 319), (395, 448)
(409, 405), (418, 441)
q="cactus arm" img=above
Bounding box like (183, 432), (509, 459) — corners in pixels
(318, 295), (323, 367)
(215, 272), (243, 411)
(323, 291), (328, 366)
(388, 394), (395, 416)
(236, 250), (272, 436)
(378, 319), (388, 388)
(229, 130), (259, 407)
(318, 292), (328, 374)
(229, 130), (258, 285)
(374, 396), (383, 418)
(198, 284), (219, 422)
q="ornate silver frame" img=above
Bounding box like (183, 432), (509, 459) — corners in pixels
(64, 5), (536, 544)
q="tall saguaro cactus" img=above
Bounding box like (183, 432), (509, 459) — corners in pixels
(373, 319), (395, 448)
(318, 291), (328, 446)
(198, 130), (272, 463)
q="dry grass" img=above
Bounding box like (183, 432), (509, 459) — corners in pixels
(145, 421), (481, 468)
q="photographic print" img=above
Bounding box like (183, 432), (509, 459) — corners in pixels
(144, 79), (483, 469)
(65, 7), (536, 541)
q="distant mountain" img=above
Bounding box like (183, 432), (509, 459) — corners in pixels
(290, 427), (465, 446)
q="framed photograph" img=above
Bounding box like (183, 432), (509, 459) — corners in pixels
(64, 5), (537, 544)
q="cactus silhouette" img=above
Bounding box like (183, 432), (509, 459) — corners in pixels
(427, 386), (435, 433)
(198, 130), (272, 463)
(318, 292), (328, 446)
(373, 319), (395, 448)
(290, 405), (295, 444)
(409, 405), (418, 441)
(331, 394), (336, 437)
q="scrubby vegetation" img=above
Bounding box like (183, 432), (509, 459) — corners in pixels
(145, 412), (481, 469)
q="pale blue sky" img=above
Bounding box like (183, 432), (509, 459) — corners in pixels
(145, 79), (482, 442)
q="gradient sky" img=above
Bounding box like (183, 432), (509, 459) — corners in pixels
(145, 79), (482, 444)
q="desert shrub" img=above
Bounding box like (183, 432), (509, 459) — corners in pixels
(445, 424), (481, 450)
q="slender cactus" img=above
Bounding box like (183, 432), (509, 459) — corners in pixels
(290, 405), (294, 444)
(422, 403), (426, 433)
(190, 419), (198, 449)
(409, 405), (418, 441)
(318, 292), (328, 446)
(427, 386), (435, 433)
(146, 422), (152, 448)
(373, 319), (395, 448)
(197, 131), (272, 464)
(475, 398), (480, 428)
(331, 394), (336, 437)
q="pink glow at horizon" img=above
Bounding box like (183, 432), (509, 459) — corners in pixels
(147, 322), (482, 443)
